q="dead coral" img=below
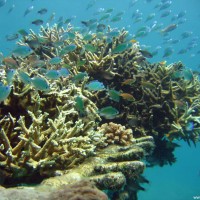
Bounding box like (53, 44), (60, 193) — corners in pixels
(0, 180), (108, 200)
(49, 180), (108, 200)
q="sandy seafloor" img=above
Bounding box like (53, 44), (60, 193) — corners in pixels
(0, 0), (200, 199)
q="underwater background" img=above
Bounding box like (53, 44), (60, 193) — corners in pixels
(0, 0), (200, 199)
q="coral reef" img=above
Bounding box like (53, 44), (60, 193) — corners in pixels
(0, 22), (200, 199)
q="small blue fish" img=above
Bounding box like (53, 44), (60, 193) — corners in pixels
(182, 69), (193, 81)
(85, 80), (105, 91)
(75, 96), (85, 116)
(0, 85), (11, 103)
(59, 68), (70, 77)
(32, 19), (43, 26)
(72, 72), (88, 83)
(0, 0), (6, 7)
(83, 34), (93, 41)
(99, 106), (119, 119)
(6, 69), (16, 84)
(59, 44), (77, 56)
(107, 89), (120, 102)
(49, 57), (62, 65)
(110, 16), (122, 22)
(61, 32), (76, 40)
(0, 52), (3, 64)
(185, 121), (194, 132)
(18, 71), (32, 85)
(6, 33), (18, 41)
(18, 29), (29, 36)
(112, 43), (132, 54)
(8, 4), (15, 13)
(31, 77), (50, 91)
(45, 70), (60, 80)
(107, 30), (120, 38)
(12, 46), (33, 58)
(24, 5), (34, 17)
(37, 8), (47, 15)
(32, 60), (45, 68)
(84, 44), (97, 53)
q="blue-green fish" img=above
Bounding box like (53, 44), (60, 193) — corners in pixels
(32, 60), (46, 68)
(107, 30), (120, 38)
(163, 47), (173, 58)
(0, 85), (11, 102)
(18, 71), (32, 85)
(112, 43), (132, 54)
(45, 70), (60, 80)
(84, 44), (97, 53)
(59, 44), (77, 56)
(72, 72), (88, 83)
(185, 121), (194, 132)
(49, 57), (62, 65)
(61, 32), (76, 40)
(12, 46), (33, 58)
(99, 106), (119, 119)
(107, 89), (120, 102)
(24, 5), (34, 17)
(0, 0), (6, 7)
(182, 69), (193, 81)
(6, 69), (16, 84)
(0, 52), (3, 64)
(100, 13), (111, 21)
(110, 16), (122, 22)
(59, 68), (70, 77)
(37, 8), (47, 15)
(83, 34), (93, 41)
(75, 96), (85, 116)
(31, 77), (50, 91)
(6, 33), (18, 41)
(8, 4), (15, 13)
(85, 80), (105, 91)
(77, 60), (86, 66)
(18, 29), (29, 36)
(32, 19), (43, 26)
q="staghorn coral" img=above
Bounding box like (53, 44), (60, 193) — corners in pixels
(98, 122), (134, 146)
(0, 68), (103, 182)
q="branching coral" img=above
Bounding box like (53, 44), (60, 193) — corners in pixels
(0, 67), (103, 181)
